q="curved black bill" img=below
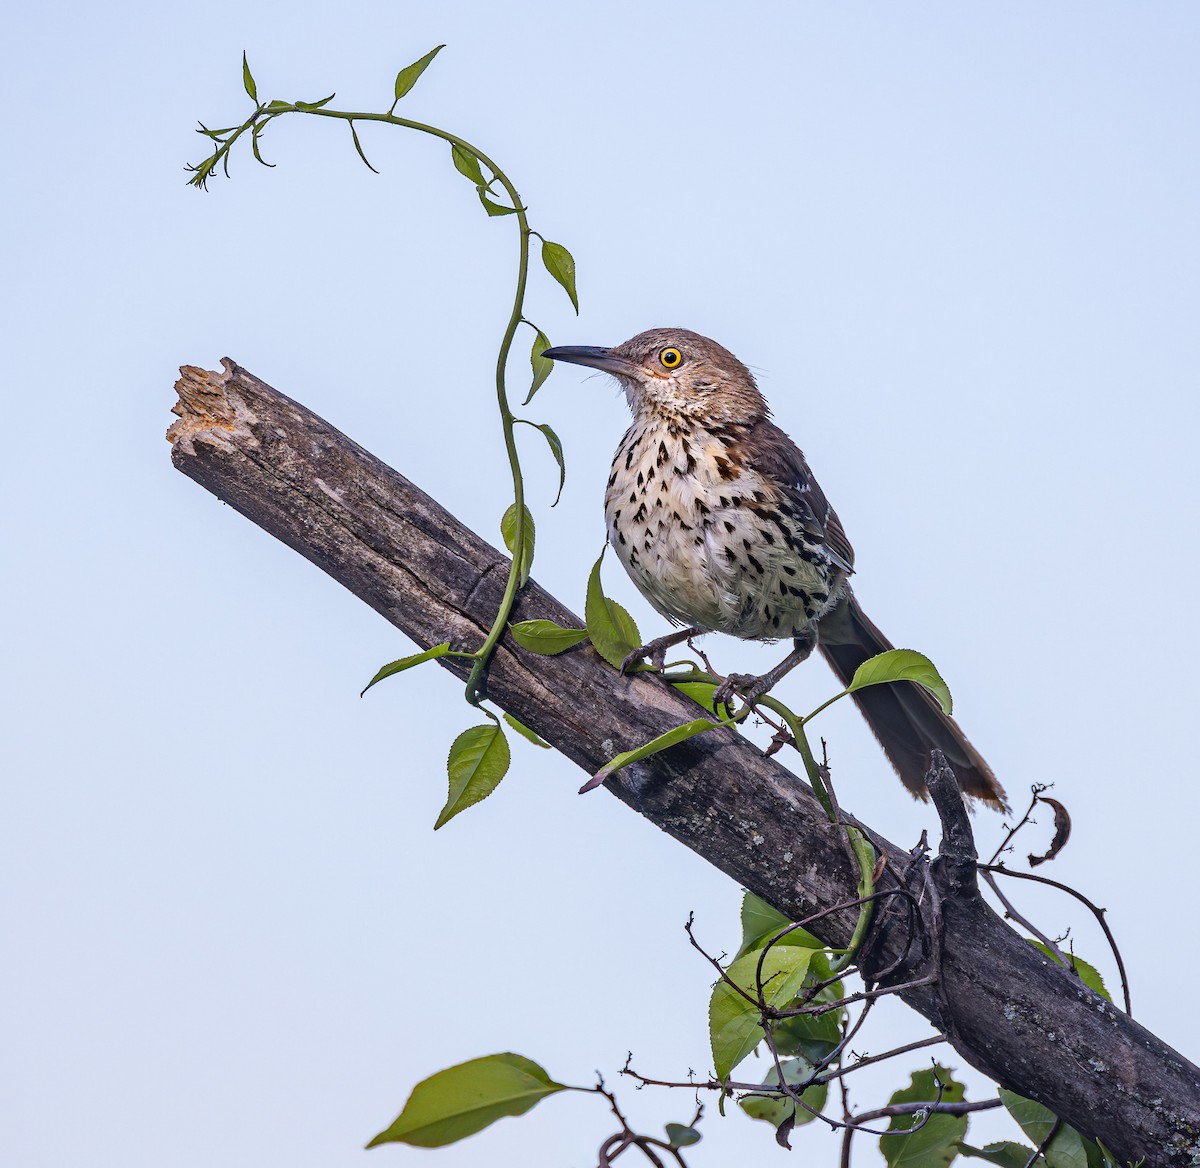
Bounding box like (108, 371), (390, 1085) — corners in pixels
(541, 345), (636, 376)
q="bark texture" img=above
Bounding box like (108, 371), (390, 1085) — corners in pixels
(168, 359), (1199, 1166)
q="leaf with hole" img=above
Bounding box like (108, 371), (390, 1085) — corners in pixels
(436, 723), (511, 830)
(525, 327), (554, 404)
(501, 504), (535, 586)
(709, 945), (813, 1079)
(848, 649), (953, 716)
(879, 1066), (967, 1168)
(541, 239), (579, 313)
(393, 44), (445, 103)
(502, 712), (550, 748)
(509, 619), (587, 655)
(584, 550), (641, 668)
(367, 1052), (569, 1147)
(361, 642), (451, 696)
(242, 51), (258, 102)
(739, 1056), (829, 1129)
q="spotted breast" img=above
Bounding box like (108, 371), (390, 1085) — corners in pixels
(604, 414), (853, 642)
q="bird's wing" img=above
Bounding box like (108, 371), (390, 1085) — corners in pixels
(730, 418), (855, 574)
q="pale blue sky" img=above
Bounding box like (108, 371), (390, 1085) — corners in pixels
(4, 3), (1199, 1166)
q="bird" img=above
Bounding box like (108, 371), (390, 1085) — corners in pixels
(542, 328), (1008, 810)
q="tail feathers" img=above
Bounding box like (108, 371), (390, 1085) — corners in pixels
(817, 590), (1009, 812)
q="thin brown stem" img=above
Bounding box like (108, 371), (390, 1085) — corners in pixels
(851, 1098), (1002, 1125)
(978, 863), (1132, 1016)
(981, 868), (1071, 968)
(986, 785), (1048, 865)
(818, 1036), (947, 1085)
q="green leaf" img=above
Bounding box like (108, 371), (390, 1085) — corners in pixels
(349, 122), (380, 174)
(295, 93), (336, 111)
(250, 124), (274, 169)
(367, 1052), (568, 1147)
(393, 44), (445, 103)
(739, 892), (791, 952)
(509, 619), (588, 655)
(196, 122), (240, 139)
(1096, 1141), (1142, 1168)
(502, 712), (550, 748)
(436, 723), (511, 829)
(771, 1006), (842, 1064)
(451, 143), (487, 185)
(361, 642), (451, 696)
(665, 1123), (702, 1149)
(709, 946), (814, 1079)
(242, 51), (258, 102)
(529, 423), (566, 505)
(186, 156), (217, 189)
(525, 327), (554, 404)
(739, 1056), (829, 1129)
(501, 503), (535, 586)
(477, 188), (518, 216)
(265, 99), (292, 112)
(735, 891), (825, 960)
(1029, 941), (1111, 1003)
(959, 1142), (1039, 1168)
(670, 679), (720, 712)
(584, 549), (641, 668)
(848, 649), (953, 716)
(541, 239), (579, 313)
(587, 716), (723, 791)
(770, 951), (845, 1063)
(1000, 1091), (1095, 1168)
(879, 1066), (967, 1168)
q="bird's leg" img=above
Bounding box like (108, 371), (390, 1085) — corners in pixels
(621, 626), (705, 675)
(713, 631), (818, 712)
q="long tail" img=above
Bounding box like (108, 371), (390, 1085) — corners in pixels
(816, 588), (1008, 811)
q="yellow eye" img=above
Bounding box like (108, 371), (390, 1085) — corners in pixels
(659, 347), (683, 369)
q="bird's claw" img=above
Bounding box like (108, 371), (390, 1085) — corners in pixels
(712, 672), (772, 715)
(620, 644), (665, 676)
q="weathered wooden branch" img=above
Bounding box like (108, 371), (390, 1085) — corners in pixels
(168, 359), (1198, 1166)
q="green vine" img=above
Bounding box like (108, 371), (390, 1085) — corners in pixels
(189, 47), (576, 825)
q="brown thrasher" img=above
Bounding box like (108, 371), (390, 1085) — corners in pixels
(543, 328), (1007, 810)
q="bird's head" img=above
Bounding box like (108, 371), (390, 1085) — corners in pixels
(542, 328), (768, 423)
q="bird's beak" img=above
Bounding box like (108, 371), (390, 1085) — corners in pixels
(541, 345), (638, 377)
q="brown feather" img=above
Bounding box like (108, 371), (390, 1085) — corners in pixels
(817, 590), (1009, 810)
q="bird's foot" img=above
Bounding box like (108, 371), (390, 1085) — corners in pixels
(712, 672), (775, 714)
(620, 641), (668, 675)
(620, 627), (703, 676)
